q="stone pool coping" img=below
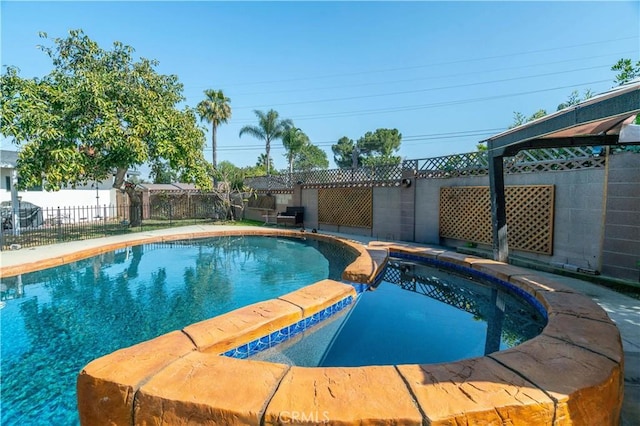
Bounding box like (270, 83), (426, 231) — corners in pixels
(0, 229), (380, 282)
(3, 229), (622, 425)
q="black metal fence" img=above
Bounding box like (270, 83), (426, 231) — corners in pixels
(0, 201), (223, 251)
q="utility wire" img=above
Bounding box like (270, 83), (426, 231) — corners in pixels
(214, 128), (506, 152)
(223, 51), (634, 97)
(228, 79), (611, 124)
(210, 36), (637, 88)
(231, 65), (612, 110)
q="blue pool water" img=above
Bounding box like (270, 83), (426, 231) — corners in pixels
(254, 259), (547, 367)
(0, 235), (356, 426)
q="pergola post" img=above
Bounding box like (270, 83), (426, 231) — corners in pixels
(482, 83), (638, 266)
(488, 150), (508, 262)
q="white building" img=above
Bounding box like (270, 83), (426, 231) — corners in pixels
(0, 150), (141, 224)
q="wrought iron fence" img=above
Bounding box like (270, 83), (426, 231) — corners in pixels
(0, 201), (221, 251)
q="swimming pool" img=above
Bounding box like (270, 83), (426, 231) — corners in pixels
(253, 258), (547, 366)
(0, 235), (356, 426)
(71, 236), (623, 425)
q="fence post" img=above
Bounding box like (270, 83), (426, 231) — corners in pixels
(56, 207), (62, 241)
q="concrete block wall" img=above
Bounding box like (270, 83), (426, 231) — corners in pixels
(293, 151), (638, 280)
(414, 175), (487, 245)
(601, 152), (640, 281)
(372, 187), (402, 241)
(301, 188), (319, 229)
(502, 167), (606, 271)
(412, 168), (607, 272)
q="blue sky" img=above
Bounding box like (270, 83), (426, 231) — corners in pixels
(2, 1), (639, 172)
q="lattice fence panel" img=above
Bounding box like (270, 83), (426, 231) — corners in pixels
(439, 185), (554, 254)
(245, 147), (603, 190)
(318, 188), (372, 228)
(506, 185), (555, 254)
(439, 187), (492, 243)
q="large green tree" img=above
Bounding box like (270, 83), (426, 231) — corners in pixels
(331, 136), (357, 168)
(238, 109), (292, 176)
(0, 30), (212, 226)
(197, 89), (231, 169)
(213, 160), (255, 220)
(215, 161), (246, 191)
(150, 160), (178, 184)
(357, 128), (402, 166)
(331, 129), (402, 168)
(281, 125), (309, 174)
(294, 142), (329, 172)
(255, 153), (275, 174)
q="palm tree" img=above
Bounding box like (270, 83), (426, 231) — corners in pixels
(197, 89), (231, 169)
(282, 125), (309, 174)
(239, 109), (292, 176)
(255, 154), (274, 174)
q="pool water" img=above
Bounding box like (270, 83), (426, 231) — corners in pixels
(0, 236), (355, 426)
(255, 259), (547, 367)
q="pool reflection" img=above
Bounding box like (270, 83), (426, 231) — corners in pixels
(1, 235), (350, 425)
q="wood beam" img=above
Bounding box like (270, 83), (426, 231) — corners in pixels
(489, 152), (508, 262)
(487, 84), (640, 157)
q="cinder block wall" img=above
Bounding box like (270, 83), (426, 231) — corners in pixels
(372, 187), (402, 241)
(296, 151), (638, 280)
(414, 175), (487, 245)
(503, 167), (606, 270)
(601, 152), (640, 280)
(301, 188), (319, 229)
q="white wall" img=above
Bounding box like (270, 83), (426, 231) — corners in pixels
(0, 188), (118, 223)
(0, 188), (116, 208)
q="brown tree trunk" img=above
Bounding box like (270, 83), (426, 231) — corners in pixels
(113, 168), (142, 228)
(212, 124), (217, 169)
(124, 183), (142, 227)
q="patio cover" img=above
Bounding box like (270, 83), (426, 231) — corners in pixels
(482, 81), (640, 262)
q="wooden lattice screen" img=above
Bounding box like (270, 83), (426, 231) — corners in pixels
(439, 185), (555, 254)
(318, 188), (373, 228)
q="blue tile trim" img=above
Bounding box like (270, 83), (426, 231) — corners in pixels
(222, 251), (549, 361)
(221, 295), (355, 359)
(346, 281), (370, 294)
(389, 252), (548, 320)
(372, 263), (387, 287)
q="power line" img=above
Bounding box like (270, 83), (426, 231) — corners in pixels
(213, 127), (506, 152)
(231, 65), (612, 110)
(224, 51), (634, 97)
(210, 36), (637, 88)
(229, 79), (611, 124)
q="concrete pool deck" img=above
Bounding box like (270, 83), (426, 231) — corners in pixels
(0, 224), (637, 425)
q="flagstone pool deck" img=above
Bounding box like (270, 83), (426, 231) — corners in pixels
(0, 225), (637, 425)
